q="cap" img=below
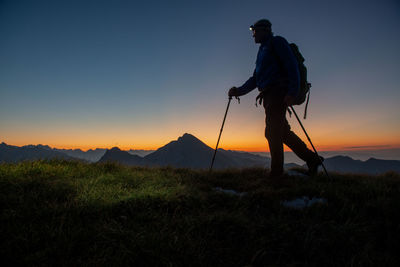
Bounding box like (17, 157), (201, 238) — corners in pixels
(249, 19), (272, 31)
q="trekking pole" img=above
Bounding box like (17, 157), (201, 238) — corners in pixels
(210, 96), (232, 172)
(289, 106), (330, 178)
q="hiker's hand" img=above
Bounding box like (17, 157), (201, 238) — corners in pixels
(228, 87), (239, 97)
(284, 95), (295, 106)
(256, 92), (264, 106)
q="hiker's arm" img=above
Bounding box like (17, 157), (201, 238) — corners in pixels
(235, 69), (257, 96)
(273, 37), (300, 97)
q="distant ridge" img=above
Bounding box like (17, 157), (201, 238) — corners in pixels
(127, 149), (155, 157)
(98, 147), (144, 166)
(217, 149), (270, 168)
(0, 142), (77, 163)
(98, 133), (269, 169)
(54, 148), (106, 162)
(323, 156), (400, 175)
(2, 136), (400, 174)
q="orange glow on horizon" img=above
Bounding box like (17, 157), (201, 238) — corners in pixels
(2, 121), (399, 152)
(2, 138), (399, 152)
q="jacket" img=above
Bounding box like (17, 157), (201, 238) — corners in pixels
(236, 34), (300, 97)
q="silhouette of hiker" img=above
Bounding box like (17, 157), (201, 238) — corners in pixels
(229, 19), (323, 177)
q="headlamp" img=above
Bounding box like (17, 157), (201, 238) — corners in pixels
(250, 19), (272, 31)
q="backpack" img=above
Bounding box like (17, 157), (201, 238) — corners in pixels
(272, 40), (311, 119)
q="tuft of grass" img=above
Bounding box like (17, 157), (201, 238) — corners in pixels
(0, 160), (399, 266)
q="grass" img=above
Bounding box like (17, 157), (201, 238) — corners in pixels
(1, 160), (399, 266)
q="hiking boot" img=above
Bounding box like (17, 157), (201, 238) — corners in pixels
(307, 156), (324, 176)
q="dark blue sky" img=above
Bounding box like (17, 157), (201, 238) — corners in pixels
(1, 0), (399, 150)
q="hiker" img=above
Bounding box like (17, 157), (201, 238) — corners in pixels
(228, 19), (323, 177)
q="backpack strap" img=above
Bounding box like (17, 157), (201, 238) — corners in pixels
(271, 38), (311, 120)
(268, 37), (283, 71)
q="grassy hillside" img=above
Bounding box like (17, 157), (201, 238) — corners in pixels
(1, 160), (399, 266)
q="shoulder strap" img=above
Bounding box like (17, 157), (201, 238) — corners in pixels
(268, 37), (284, 72)
(268, 37), (278, 60)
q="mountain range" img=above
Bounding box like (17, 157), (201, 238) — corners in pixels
(1, 134), (400, 174)
(0, 143), (75, 163)
(98, 134), (269, 169)
(54, 148), (107, 162)
(322, 155), (400, 175)
(50, 148), (153, 162)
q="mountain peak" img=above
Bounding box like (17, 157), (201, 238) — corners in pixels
(37, 144), (52, 150)
(99, 146), (143, 166)
(178, 133), (199, 142)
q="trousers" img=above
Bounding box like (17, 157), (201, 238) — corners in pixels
(263, 90), (315, 175)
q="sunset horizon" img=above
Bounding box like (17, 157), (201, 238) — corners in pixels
(2, 131), (400, 153)
(1, 0), (399, 160)
(1, 1), (399, 264)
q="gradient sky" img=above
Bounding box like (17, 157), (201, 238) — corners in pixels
(1, 0), (399, 152)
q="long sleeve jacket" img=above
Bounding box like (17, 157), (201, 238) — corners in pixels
(236, 34), (300, 97)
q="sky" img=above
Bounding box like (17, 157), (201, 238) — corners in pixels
(1, 0), (399, 153)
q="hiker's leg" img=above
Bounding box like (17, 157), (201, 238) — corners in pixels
(264, 98), (286, 176)
(282, 119), (316, 162)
